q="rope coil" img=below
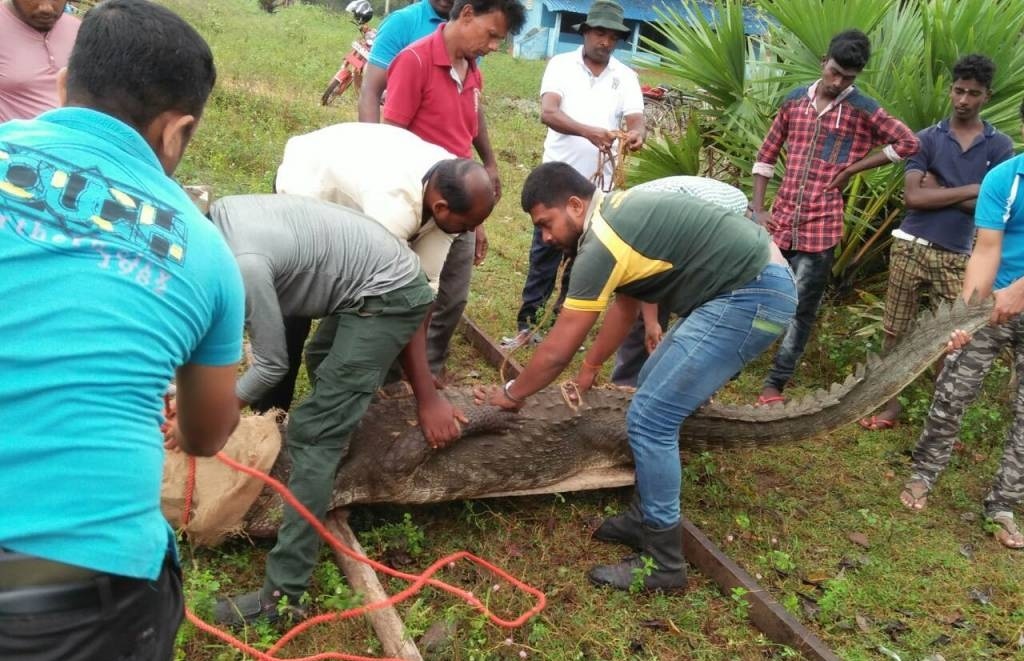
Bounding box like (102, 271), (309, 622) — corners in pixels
(592, 130), (630, 192)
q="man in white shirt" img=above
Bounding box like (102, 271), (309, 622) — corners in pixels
(267, 122), (495, 411)
(502, 0), (646, 349)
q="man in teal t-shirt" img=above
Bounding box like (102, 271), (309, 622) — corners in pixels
(901, 102), (1024, 550)
(0, 2), (244, 659)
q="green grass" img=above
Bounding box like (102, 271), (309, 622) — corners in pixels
(164, 1), (1024, 659)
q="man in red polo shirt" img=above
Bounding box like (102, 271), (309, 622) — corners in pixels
(382, 0), (525, 380)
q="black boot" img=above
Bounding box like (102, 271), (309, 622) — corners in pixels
(588, 522), (687, 593)
(213, 587), (306, 628)
(592, 494), (643, 550)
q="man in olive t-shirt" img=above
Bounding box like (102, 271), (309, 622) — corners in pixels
(475, 162), (797, 594)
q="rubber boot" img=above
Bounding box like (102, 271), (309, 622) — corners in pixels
(587, 522), (687, 593)
(213, 587), (306, 628)
(592, 493), (643, 550)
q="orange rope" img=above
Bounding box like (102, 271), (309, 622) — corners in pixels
(177, 442), (546, 661)
(165, 392), (197, 528)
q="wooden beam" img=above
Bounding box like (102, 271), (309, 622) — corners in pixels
(325, 510), (424, 661)
(459, 315), (523, 380)
(682, 519), (841, 661)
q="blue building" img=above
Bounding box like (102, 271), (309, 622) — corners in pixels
(512, 0), (767, 62)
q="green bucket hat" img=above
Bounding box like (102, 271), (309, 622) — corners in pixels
(573, 0), (630, 36)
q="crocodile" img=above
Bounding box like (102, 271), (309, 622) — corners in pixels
(242, 297), (994, 537)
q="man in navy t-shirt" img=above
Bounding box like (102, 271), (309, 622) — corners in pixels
(0, 2), (244, 659)
(861, 54), (1013, 430)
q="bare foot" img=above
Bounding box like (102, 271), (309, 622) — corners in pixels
(991, 514), (1024, 549)
(899, 479), (929, 511)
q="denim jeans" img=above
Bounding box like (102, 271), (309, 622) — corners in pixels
(628, 263), (797, 528)
(763, 248), (834, 391)
(514, 226), (572, 331)
(611, 305), (671, 387)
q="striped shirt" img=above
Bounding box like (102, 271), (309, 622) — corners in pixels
(632, 176), (748, 216)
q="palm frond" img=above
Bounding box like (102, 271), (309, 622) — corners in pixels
(642, 0), (750, 115)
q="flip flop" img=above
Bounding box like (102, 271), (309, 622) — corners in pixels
(858, 416), (897, 431)
(756, 394), (785, 406)
(899, 479), (929, 511)
(990, 514), (1024, 550)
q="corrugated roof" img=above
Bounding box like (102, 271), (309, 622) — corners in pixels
(541, 0), (663, 21)
(540, 0), (767, 33)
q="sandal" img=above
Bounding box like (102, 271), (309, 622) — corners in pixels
(756, 394), (785, 406)
(990, 514), (1024, 550)
(858, 416), (897, 431)
(899, 479), (929, 511)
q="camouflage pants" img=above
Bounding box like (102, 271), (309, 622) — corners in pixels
(910, 319), (1024, 517)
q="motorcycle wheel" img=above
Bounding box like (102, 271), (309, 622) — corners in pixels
(320, 69), (354, 106)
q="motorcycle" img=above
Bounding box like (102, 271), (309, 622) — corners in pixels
(66, 0), (98, 15)
(320, 0), (377, 106)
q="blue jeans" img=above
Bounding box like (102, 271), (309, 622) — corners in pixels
(763, 248), (834, 391)
(515, 226), (572, 331)
(628, 263), (797, 528)
(611, 305), (671, 387)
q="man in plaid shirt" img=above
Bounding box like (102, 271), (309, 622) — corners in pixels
(750, 29), (919, 404)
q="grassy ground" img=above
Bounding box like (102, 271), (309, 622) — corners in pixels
(165, 1), (1024, 659)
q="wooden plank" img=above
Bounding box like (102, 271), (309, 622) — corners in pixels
(472, 466), (636, 499)
(325, 510), (424, 661)
(682, 518), (841, 660)
(461, 315), (841, 661)
(460, 315), (523, 380)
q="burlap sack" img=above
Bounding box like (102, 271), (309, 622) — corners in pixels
(161, 411), (281, 546)
(183, 184), (213, 215)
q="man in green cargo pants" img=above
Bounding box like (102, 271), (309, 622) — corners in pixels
(206, 194), (465, 625)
